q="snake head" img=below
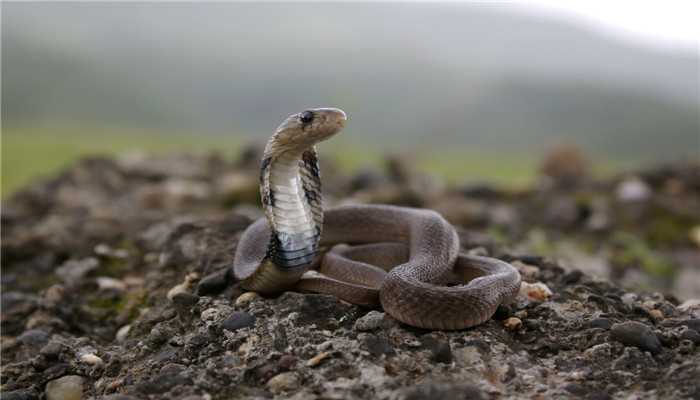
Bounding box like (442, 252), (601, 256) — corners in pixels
(272, 107), (347, 150)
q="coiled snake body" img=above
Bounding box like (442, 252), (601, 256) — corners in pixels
(233, 108), (521, 330)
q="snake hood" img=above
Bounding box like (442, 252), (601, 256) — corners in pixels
(259, 108), (347, 270)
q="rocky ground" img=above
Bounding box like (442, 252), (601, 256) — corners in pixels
(2, 147), (699, 399)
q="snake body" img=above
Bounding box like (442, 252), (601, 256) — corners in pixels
(233, 107), (521, 330)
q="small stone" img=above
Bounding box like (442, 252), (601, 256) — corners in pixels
(611, 321), (662, 355)
(360, 333), (395, 356)
(45, 375), (84, 400)
(616, 177), (651, 202)
(583, 343), (612, 361)
(222, 311), (255, 332)
(95, 277), (127, 292)
(690, 226), (700, 248)
(420, 335), (452, 364)
(682, 319), (700, 332)
(680, 329), (700, 344)
(678, 339), (695, 354)
(196, 269), (231, 296)
(171, 292), (199, 308)
(563, 383), (589, 396)
(503, 317), (523, 331)
(306, 351), (331, 367)
(354, 311), (385, 331)
(43, 285), (66, 306)
(267, 372), (299, 394)
(166, 273), (199, 301)
(102, 395), (139, 400)
(278, 354), (297, 370)
(167, 284), (189, 301)
(115, 325), (131, 342)
(235, 292), (260, 307)
(561, 269), (583, 284)
(18, 329), (50, 348)
(79, 353), (104, 367)
(40, 341), (66, 358)
(401, 382), (485, 400)
(589, 318), (613, 330)
(199, 307), (222, 323)
(678, 299), (700, 313)
(512, 261), (540, 281)
(621, 293), (638, 305)
(519, 281), (552, 302)
(648, 309), (664, 320)
(1, 390), (38, 400)
(467, 247), (489, 256)
(55, 258), (99, 286)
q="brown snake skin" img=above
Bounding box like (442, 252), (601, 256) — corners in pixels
(232, 108), (521, 330)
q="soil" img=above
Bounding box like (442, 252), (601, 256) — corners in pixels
(2, 148), (699, 399)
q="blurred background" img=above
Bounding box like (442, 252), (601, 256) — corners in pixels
(3, 1), (698, 195)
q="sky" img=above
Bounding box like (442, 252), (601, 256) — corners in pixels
(494, 0), (700, 51)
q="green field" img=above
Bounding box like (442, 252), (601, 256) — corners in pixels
(2, 125), (627, 197)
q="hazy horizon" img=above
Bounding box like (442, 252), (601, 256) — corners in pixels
(3, 2), (699, 162)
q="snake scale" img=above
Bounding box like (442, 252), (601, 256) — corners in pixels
(233, 107), (521, 330)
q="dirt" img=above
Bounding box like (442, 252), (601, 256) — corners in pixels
(2, 148), (699, 399)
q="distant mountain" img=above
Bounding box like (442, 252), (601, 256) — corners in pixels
(2, 3), (698, 160)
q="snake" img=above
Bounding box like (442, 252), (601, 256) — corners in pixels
(232, 107), (521, 330)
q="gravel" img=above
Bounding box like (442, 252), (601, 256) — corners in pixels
(1, 153), (698, 399)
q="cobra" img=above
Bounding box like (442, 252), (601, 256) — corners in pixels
(233, 107), (521, 330)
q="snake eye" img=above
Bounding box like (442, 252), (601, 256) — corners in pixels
(299, 110), (314, 124)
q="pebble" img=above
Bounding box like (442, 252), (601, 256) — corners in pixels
(616, 177), (651, 202)
(621, 293), (638, 305)
(561, 269), (584, 284)
(2, 389), (38, 400)
(610, 321), (662, 354)
(583, 342), (612, 361)
(40, 341), (66, 358)
(589, 318), (613, 330)
(115, 325), (131, 342)
(420, 335), (453, 364)
(678, 299), (700, 313)
(503, 317), (523, 331)
(512, 261), (540, 281)
(267, 372), (299, 394)
(95, 277), (127, 292)
(222, 311), (256, 332)
(171, 292), (200, 308)
(79, 353), (104, 367)
(94, 244), (129, 259)
(690, 226), (700, 248)
(167, 273), (200, 301)
(43, 285), (66, 306)
(45, 375), (84, 400)
(18, 329), (50, 348)
(235, 292), (260, 307)
(196, 269), (230, 296)
(648, 308), (664, 321)
(678, 339), (695, 354)
(354, 311), (385, 331)
(55, 258), (99, 286)
(680, 329), (700, 344)
(401, 382), (485, 400)
(278, 354), (297, 370)
(306, 351), (331, 367)
(360, 333), (395, 356)
(519, 281), (553, 302)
